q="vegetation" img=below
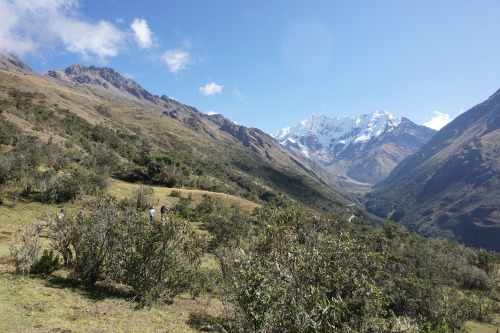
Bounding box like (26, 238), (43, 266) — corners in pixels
(6, 190), (498, 332)
(0, 86), (352, 213)
(0, 80), (498, 332)
(215, 209), (500, 332)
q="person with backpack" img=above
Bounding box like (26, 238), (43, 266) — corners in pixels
(160, 205), (169, 221)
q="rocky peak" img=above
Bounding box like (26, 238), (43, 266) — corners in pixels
(0, 53), (35, 74)
(273, 110), (436, 185)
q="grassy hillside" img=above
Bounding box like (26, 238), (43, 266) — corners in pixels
(0, 65), (358, 218)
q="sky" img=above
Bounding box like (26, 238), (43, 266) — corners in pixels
(1, 0), (499, 134)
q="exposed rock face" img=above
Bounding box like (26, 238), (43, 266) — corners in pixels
(273, 111), (436, 185)
(366, 89), (500, 251)
(44, 65), (165, 105)
(42, 63), (204, 121)
(0, 53), (35, 73)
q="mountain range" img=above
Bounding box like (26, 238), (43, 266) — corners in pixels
(273, 111), (436, 186)
(366, 89), (500, 251)
(1, 53), (498, 251)
(0, 54), (361, 219)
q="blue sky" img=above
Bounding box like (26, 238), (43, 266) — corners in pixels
(1, 0), (499, 133)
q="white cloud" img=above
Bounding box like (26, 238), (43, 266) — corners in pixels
(0, 0), (126, 60)
(0, 0), (36, 54)
(161, 49), (191, 73)
(200, 82), (223, 96)
(206, 111), (219, 115)
(424, 111), (453, 130)
(131, 18), (155, 49)
(53, 16), (125, 60)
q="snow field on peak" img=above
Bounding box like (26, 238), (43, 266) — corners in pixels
(273, 110), (402, 154)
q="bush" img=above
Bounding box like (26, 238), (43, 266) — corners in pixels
(9, 223), (42, 276)
(132, 184), (155, 210)
(172, 196), (192, 219)
(169, 190), (181, 198)
(205, 204), (251, 248)
(30, 250), (61, 275)
(48, 195), (204, 304)
(118, 219), (203, 304)
(216, 208), (389, 332)
(215, 207), (500, 332)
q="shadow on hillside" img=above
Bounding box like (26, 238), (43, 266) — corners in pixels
(43, 271), (135, 302)
(187, 310), (229, 332)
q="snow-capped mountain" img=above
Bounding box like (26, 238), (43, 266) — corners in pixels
(273, 111), (436, 185)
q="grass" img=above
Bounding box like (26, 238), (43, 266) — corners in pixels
(109, 178), (261, 212)
(462, 315), (500, 333)
(0, 201), (75, 258)
(0, 272), (222, 332)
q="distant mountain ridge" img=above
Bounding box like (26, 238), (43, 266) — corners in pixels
(0, 53), (360, 217)
(366, 89), (500, 251)
(273, 111), (436, 185)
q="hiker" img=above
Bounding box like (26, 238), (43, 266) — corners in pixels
(58, 209), (66, 219)
(77, 211), (84, 219)
(160, 205), (169, 221)
(149, 206), (156, 222)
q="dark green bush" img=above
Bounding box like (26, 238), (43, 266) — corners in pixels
(170, 190), (181, 198)
(172, 196), (192, 219)
(30, 250), (61, 275)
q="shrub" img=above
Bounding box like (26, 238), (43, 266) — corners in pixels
(117, 219), (203, 304)
(47, 195), (204, 304)
(216, 208), (388, 332)
(172, 196), (192, 219)
(9, 223), (42, 276)
(132, 184), (155, 210)
(170, 190), (181, 198)
(30, 249), (61, 275)
(205, 204), (251, 248)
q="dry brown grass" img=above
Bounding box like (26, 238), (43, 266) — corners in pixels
(109, 179), (260, 211)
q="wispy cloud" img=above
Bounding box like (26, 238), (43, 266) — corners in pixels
(123, 72), (135, 79)
(200, 82), (223, 96)
(131, 18), (155, 49)
(161, 49), (191, 73)
(206, 111), (219, 115)
(0, 0), (201, 75)
(232, 89), (247, 102)
(424, 111), (453, 130)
